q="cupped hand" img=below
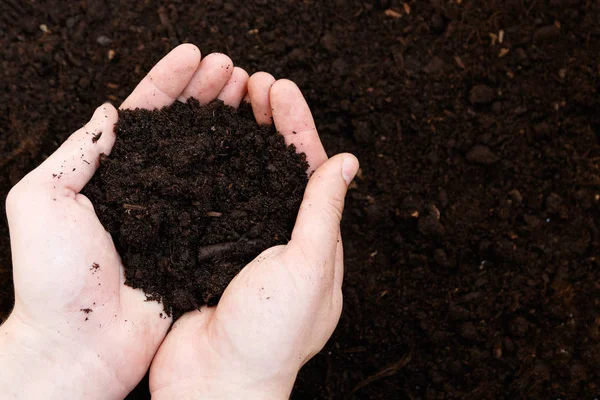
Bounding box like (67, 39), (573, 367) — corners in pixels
(0, 44), (246, 399)
(149, 74), (359, 399)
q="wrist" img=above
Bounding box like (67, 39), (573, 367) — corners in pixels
(151, 367), (297, 400)
(0, 314), (126, 399)
(152, 378), (295, 400)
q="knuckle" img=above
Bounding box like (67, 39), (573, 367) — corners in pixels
(284, 245), (330, 286)
(309, 260), (329, 282)
(304, 261), (332, 291)
(323, 195), (345, 222)
(5, 181), (30, 212)
(5, 186), (19, 212)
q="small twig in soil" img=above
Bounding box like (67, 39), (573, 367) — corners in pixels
(352, 353), (412, 393)
(123, 203), (147, 211)
(464, 29), (477, 49)
(64, 44), (82, 67)
(205, 211), (223, 217)
(198, 239), (259, 261)
(197, 242), (237, 261)
(525, 0), (538, 15)
(158, 6), (178, 44)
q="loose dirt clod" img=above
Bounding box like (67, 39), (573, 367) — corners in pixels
(466, 144), (500, 165)
(535, 25), (560, 41)
(468, 84), (496, 105)
(84, 100), (308, 317)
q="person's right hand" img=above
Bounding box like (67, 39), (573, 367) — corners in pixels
(0, 44), (253, 399)
(149, 75), (359, 399)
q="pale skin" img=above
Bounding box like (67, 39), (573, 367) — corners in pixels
(0, 44), (359, 399)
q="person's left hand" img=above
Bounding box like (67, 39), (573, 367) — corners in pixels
(0, 44), (248, 399)
(148, 73), (358, 399)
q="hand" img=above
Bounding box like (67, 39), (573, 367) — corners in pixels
(0, 44), (249, 399)
(149, 74), (359, 399)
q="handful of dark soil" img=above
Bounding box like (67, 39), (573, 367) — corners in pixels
(84, 100), (308, 317)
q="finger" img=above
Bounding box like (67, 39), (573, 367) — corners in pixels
(120, 43), (201, 110)
(179, 53), (234, 104)
(290, 154), (359, 269)
(248, 72), (276, 125)
(270, 79), (328, 173)
(217, 67), (249, 108)
(22, 103), (118, 194)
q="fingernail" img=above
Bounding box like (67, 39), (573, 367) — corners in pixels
(341, 156), (359, 185)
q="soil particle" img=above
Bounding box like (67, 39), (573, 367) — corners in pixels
(535, 25), (560, 41)
(459, 322), (478, 341)
(417, 213), (445, 237)
(448, 304), (470, 321)
(86, 0), (108, 22)
(433, 249), (449, 267)
(510, 316), (530, 337)
(509, 189), (523, 206)
(424, 57), (445, 74)
(430, 13), (447, 33)
(546, 192), (564, 214)
(96, 36), (112, 46)
(468, 84), (496, 105)
(466, 144), (500, 165)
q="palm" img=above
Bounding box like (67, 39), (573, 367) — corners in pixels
(151, 242), (342, 394)
(211, 248), (330, 369)
(9, 186), (167, 383)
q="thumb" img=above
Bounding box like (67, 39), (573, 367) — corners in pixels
(290, 153), (359, 265)
(20, 102), (118, 194)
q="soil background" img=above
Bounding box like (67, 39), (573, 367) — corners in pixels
(1, 1), (600, 399)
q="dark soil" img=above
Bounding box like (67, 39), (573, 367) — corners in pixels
(1, 1), (600, 399)
(84, 100), (308, 317)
